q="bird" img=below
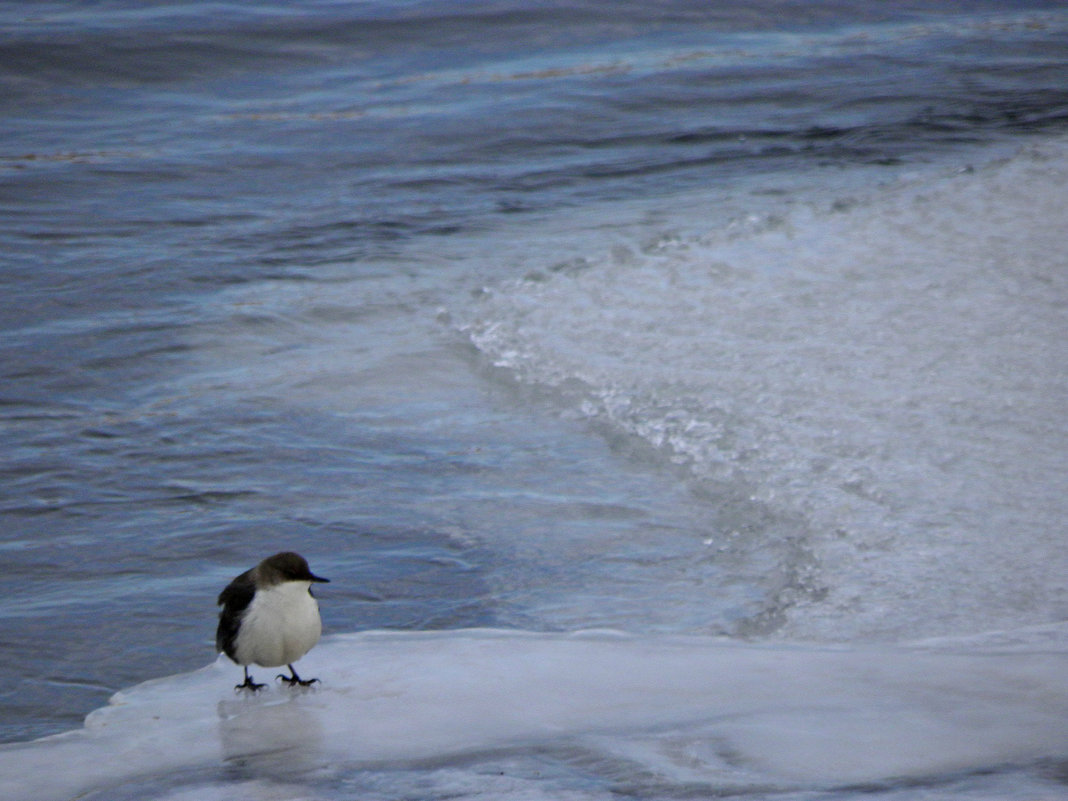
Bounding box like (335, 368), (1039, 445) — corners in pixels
(216, 551), (330, 691)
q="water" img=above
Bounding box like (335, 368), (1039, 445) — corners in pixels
(2, 1), (1067, 798)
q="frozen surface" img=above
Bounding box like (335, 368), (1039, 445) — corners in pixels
(2, 628), (1067, 801)
(461, 138), (1068, 641)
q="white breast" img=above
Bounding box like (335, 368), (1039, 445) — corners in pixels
(233, 580), (322, 668)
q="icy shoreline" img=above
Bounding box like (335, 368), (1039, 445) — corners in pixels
(3, 627), (1067, 801)
(460, 138), (1068, 642)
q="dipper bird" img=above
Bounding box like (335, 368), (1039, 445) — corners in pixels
(216, 551), (329, 691)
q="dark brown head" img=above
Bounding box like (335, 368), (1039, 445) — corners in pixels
(255, 551), (330, 587)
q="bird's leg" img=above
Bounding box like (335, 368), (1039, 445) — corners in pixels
(235, 666), (266, 692)
(277, 664), (320, 687)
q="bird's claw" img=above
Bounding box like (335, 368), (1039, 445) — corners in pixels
(277, 673), (319, 687)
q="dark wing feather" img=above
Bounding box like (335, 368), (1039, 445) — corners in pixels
(216, 569), (255, 659)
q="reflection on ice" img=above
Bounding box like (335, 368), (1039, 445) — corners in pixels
(217, 693), (326, 780)
(1, 628), (1066, 800)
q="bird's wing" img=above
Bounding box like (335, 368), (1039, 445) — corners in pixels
(215, 569), (255, 656)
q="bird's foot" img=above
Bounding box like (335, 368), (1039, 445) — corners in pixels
(277, 666), (319, 687)
(235, 676), (266, 692)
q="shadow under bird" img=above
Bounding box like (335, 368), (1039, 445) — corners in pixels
(216, 551), (330, 691)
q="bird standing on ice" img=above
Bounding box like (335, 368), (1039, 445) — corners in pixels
(216, 551), (330, 691)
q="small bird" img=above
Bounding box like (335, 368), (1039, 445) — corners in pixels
(216, 551), (330, 691)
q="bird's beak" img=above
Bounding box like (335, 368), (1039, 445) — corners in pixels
(310, 573), (330, 583)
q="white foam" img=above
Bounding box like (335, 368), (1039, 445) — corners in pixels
(460, 138), (1068, 641)
(2, 629), (1067, 800)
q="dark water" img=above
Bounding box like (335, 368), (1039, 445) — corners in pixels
(2, 0), (1067, 756)
(5, 0), (1067, 290)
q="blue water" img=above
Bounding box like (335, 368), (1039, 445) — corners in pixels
(2, 2), (1068, 798)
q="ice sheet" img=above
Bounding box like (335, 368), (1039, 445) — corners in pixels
(3, 629), (1066, 800)
(460, 138), (1068, 641)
